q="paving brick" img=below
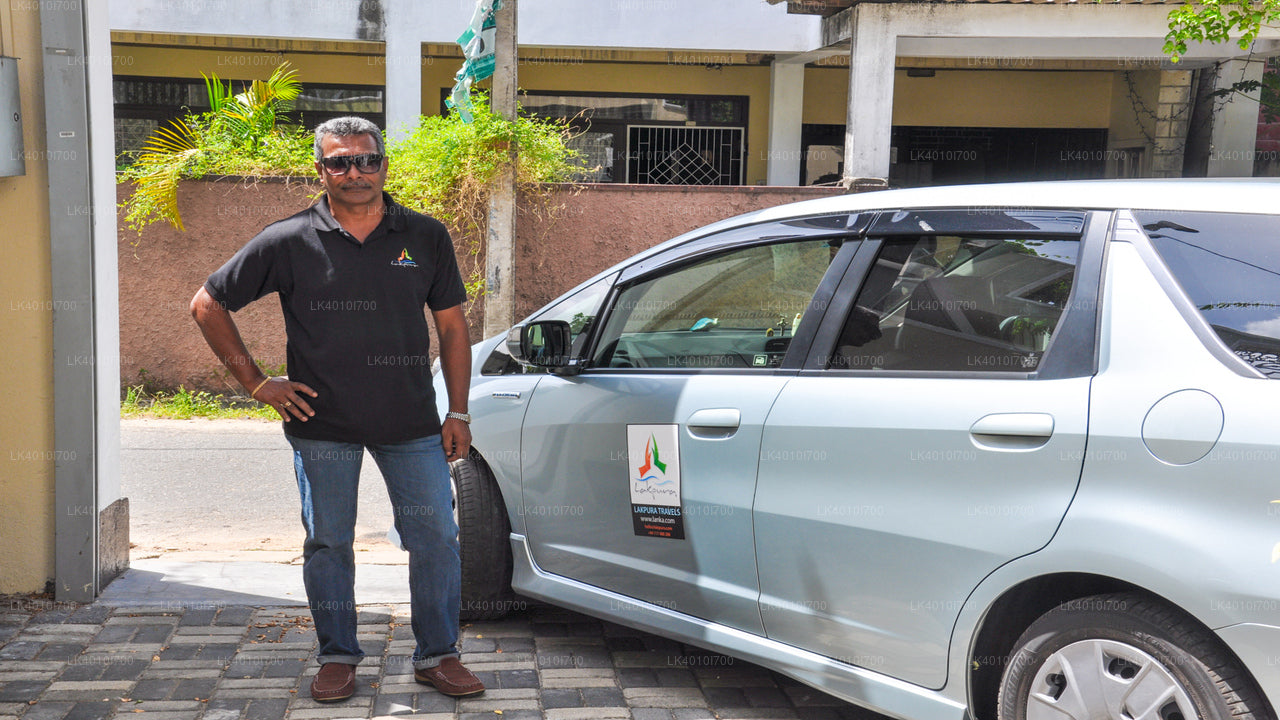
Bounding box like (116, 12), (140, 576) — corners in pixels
(129, 678), (179, 701)
(655, 668), (699, 687)
(195, 644), (240, 661)
(545, 709), (631, 720)
(618, 668), (659, 687)
(0, 671), (59, 682)
(90, 626), (133, 644)
(66, 608), (109, 625)
(97, 659), (151, 682)
(173, 677), (217, 700)
(541, 687), (583, 708)
(494, 668), (539, 689)
(212, 608), (257, 627)
(746, 685), (794, 708)
(29, 610), (76, 625)
(154, 640), (197, 661)
(373, 692), (417, 716)
(61, 701), (116, 720)
(175, 610), (217, 627)
(495, 638), (535, 654)
(459, 712), (542, 720)
(414, 691), (460, 713)
(0, 679), (50, 702)
(0, 642), (43, 661)
(242, 698), (290, 720)
(632, 709), (676, 720)
(260, 658), (307, 678)
(290, 708), (373, 719)
(103, 616), (179, 626)
(35, 644), (85, 662)
(19, 701), (73, 720)
(710, 709), (799, 719)
(81, 643), (162, 656)
(624, 686), (711, 708)
(204, 696), (247, 716)
(583, 686), (627, 706)
(705, 686), (749, 708)
(670, 710), (717, 720)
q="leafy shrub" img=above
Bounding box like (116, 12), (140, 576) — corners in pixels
(384, 92), (585, 296)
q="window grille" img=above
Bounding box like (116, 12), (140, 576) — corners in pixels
(626, 125), (744, 185)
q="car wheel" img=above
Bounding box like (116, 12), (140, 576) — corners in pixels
(998, 593), (1268, 720)
(450, 450), (515, 621)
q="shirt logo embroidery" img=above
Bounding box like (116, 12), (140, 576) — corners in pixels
(391, 249), (418, 268)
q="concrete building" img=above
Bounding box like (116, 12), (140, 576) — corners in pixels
(108, 0), (1280, 189)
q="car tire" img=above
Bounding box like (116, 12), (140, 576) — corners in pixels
(998, 593), (1268, 720)
(450, 450), (516, 621)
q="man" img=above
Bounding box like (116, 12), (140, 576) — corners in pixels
(190, 116), (483, 703)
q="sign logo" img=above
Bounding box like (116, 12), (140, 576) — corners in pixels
(626, 424), (684, 539)
(391, 249), (418, 267)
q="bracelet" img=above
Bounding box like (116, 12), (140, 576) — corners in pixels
(250, 376), (271, 400)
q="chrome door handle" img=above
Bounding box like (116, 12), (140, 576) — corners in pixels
(686, 408), (741, 439)
(970, 413), (1054, 450)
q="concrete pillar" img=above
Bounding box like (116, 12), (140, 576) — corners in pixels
(843, 5), (895, 185)
(1150, 70), (1194, 178)
(1208, 59), (1264, 177)
(767, 58), (805, 186)
(383, 3), (422, 142)
(483, 0), (518, 337)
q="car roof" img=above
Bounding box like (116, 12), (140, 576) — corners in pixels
(750, 178), (1280, 225)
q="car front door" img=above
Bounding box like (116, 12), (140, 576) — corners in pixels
(753, 209), (1105, 687)
(520, 222), (858, 634)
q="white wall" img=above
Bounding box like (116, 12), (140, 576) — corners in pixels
(109, 0), (823, 53)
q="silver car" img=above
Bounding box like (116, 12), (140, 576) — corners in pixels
(436, 180), (1280, 720)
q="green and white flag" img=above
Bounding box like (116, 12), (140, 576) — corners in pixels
(447, 0), (502, 123)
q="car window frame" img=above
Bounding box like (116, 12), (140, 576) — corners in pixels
(578, 216), (870, 376)
(800, 208), (1108, 380)
(1118, 209), (1270, 380)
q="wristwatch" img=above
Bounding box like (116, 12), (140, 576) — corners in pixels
(445, 411), (471, 424)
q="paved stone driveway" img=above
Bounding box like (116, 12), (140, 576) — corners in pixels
(0, 598), (887, 720)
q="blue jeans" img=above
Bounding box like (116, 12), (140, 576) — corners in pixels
(286, 434), (460, 670)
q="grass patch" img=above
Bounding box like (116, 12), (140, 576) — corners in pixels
(121, 384), (278, 421)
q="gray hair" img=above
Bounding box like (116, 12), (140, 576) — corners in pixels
(313, 116), (386, 160)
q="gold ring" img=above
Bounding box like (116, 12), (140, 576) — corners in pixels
(282, 401), (293, 408)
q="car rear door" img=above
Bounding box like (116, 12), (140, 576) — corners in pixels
(753, 209), (1107, 688)
(520, 217), (862, 634)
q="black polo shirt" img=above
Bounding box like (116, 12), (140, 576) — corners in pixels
(205, 192), (468, 444)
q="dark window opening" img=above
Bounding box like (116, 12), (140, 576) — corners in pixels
(799, 124), (1109, 187)
(113, 75), (385, 162)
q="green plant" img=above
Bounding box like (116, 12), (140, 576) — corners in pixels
(119, 62), (314, 233)
(384, 92), (586, 296)
(120, 383), (278, 421)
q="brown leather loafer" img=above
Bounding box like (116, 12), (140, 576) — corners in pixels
(310, 662), (357, 702)
(414, 656), (485, 697)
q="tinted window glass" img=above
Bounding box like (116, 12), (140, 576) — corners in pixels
(1136, 211), (1280, 379)
(832, 235), (1079, 372)
(481, 275), (613, 375)
(593, 239), (842, 370)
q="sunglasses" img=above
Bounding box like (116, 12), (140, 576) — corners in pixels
(319, 153), (385, 175)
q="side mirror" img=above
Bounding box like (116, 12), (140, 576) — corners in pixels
(505, 320), (576, 371)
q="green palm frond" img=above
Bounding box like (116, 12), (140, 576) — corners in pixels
(119, 61), (317, 236)
(127, 117), (204, 231)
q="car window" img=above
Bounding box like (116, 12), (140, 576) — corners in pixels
(592, 238), (843, 370)
(1135, 211), (1280, 379)
(480, 274), (614, 375)
(830, 234), (1079, 372)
